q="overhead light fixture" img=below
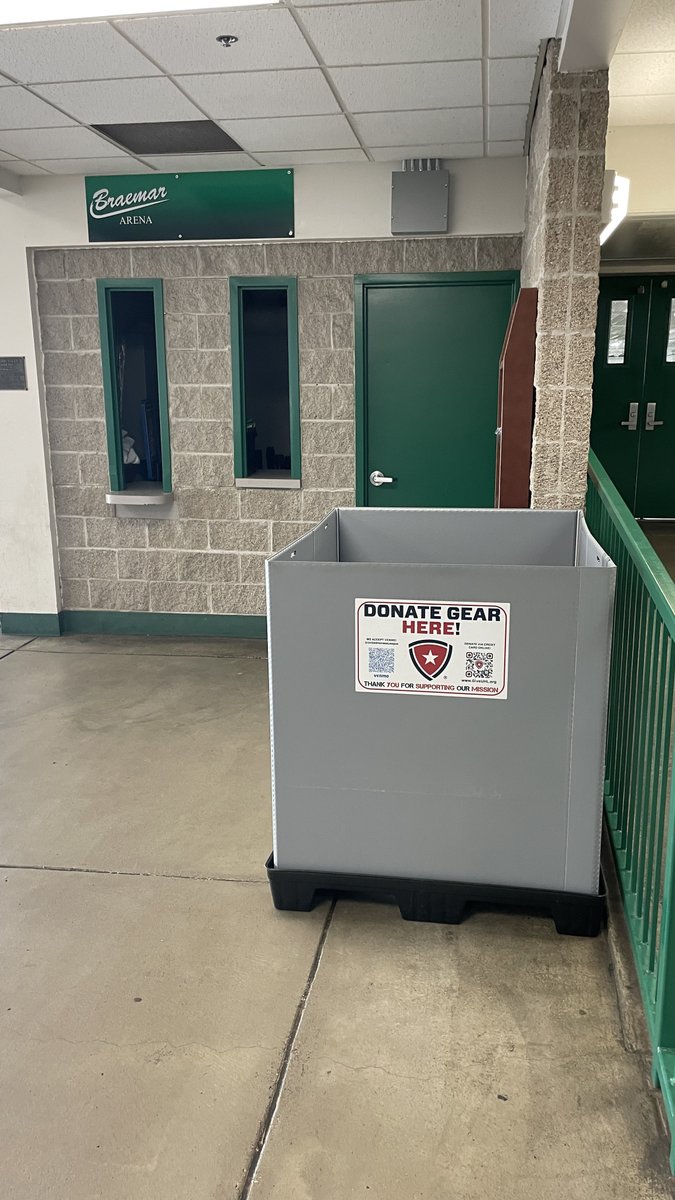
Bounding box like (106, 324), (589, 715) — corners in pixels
(1, 0), (277, 23)
(600, 171), (630, 246)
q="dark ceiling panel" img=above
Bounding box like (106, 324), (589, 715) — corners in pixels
(94, 119), (242, 155)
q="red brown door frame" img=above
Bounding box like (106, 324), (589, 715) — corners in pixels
(495, 287), (537, 508)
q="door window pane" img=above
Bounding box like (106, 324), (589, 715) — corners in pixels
(667, 298), (675, 363)
(97, 279), (170, 495)
(607, 298), (629, 364)
(230, 278), (301, 483)
(241, 288), (291, 475)
(109, 290), (162, 486)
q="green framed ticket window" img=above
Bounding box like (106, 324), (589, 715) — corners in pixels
(97, 278), (171, 494)
(230, 277), (301, 484)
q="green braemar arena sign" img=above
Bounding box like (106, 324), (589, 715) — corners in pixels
(85, 169), (294, 243)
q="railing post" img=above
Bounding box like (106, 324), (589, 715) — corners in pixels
(587, 451), (675, 1173)
(654, 766), (675, 1110)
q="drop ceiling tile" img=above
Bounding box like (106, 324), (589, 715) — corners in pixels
(31, 156), (147, 174)
(488, 0), (562, 57)
(488, 140), (524, 156)
(331, 60), (482, 113)
(142, 152), (260, 172)
(371, 143), (483, 160)
(487, 104), (528, 141)
(178, 69), (339, 120)
(615, 0), (675, 53)
(1, 159), (50, 174)
(257, 149), (367, 165)
(300, 0), (482, 67)
(0, 74), (12, 84)
(488, 57), (536, 105)
(0, 148), (14, 158)
(33, 77), (201, 125)
(609, 93), (675, 125)
(222, 114), (358, 152)
(95, 118), (241, 156)
(354, 107), (483, 146)
(0, 86), (75, 129)
(0, 125), (121, 159)
(116, 9), (316, 74)
(610, 51), (675, 96)
(0, 22), (159, 84)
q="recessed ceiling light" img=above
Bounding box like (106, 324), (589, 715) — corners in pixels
(1, 0), (278, 24)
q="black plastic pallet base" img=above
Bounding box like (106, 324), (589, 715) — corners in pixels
(266, 854), (606, 937)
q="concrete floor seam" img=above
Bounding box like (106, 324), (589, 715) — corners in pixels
(0, 636), (36, 660)
(238, 899), (337, 1200)
(0, 862), (266, 885)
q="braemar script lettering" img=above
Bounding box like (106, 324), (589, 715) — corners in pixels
(89, 186), (169, 220)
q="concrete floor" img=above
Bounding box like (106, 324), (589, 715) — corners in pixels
(0, 632), (673, 1199)
(644, 523), (675, 583)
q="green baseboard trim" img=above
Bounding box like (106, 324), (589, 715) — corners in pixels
(60, 610), (267, 639)
(0, 612), (62, 636)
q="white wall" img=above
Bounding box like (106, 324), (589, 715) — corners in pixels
(295, 157), (526, 239)
(606, 126), (675, 215)
(0, 157), (525, 616)
(0, 175), (85, 616)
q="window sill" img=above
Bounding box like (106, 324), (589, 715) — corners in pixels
(106, 485), (173, 507)
(235, 476), (301, 490)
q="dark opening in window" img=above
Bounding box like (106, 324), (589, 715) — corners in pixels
(241, 288), (291, 477)
(109, 290), (163, 487)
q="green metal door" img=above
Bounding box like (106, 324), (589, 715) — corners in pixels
(592, 275), (675, 517)
(355, 273), (518, 507)
(636, 277), (675, 517)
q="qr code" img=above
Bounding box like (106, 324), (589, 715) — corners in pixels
(465, 650), (494, 679)
(368, 646), (395, 675)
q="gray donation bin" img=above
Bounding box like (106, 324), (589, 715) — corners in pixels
(265, 508), (615, 935)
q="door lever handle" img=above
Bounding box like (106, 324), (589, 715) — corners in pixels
(621, 403), (638, 430)
(645, 402), (664, 431)
(369, 469), (394, 486)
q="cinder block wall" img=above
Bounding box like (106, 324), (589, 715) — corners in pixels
(521, 40), (609, 509)
(34, 234), (521, 618)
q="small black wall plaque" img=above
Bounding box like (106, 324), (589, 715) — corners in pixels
(0, 357), (27, 390)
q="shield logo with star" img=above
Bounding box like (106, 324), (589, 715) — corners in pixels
(408, 640), (452, 680)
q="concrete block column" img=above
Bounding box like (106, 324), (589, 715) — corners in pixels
(521, 40), (609, 509)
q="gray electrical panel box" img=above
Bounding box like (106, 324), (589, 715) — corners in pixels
(266, 507), (615, 902)
(391, 169), (449, 234)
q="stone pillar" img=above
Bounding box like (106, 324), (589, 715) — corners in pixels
(521, 40), (609, 509)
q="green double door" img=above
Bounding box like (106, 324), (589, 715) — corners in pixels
(592, 275), (675, 517)
(357, 274), (517, 507)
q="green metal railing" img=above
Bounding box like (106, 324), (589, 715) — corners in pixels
(586, 450), (675, 1171)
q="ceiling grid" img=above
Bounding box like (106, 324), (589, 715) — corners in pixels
(609, 0), (675, 128)
(0, 0), (565, 176)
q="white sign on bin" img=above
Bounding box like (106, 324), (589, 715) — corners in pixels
(355, 598), (510, 699)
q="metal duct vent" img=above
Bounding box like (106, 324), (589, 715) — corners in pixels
(400, 158), (441, 172)
(601, 216), (675, 270)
